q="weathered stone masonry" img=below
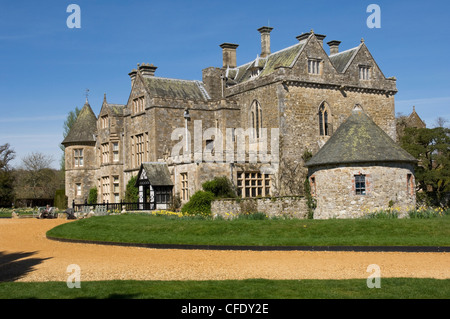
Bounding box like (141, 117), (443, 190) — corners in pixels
(62, 26), (417, 218)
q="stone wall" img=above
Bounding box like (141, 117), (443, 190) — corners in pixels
(65, 144), (97, 205)
(212, 196), (308, 219)
(308, 162), (416, 219)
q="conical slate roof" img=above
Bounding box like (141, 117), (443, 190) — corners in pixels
(306, 106), (417, 167)
(61, 101), (97, 146)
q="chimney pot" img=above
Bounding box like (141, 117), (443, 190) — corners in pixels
(257, 26), (273, 58)
(219, 43), (239, 68)
(128, 69), (137, 86)
(327, 40), (341, 55)
(139, 63), (158, 77)
(296, 31), (326, 46)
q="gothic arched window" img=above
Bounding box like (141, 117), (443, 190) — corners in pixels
(319, 102), (330, 136)
(250, 100), (263, 139)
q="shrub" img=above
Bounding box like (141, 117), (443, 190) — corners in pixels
(169, 193), (182, 212)
(124, 176), (139, 203)
(365, 210), (399, 219)
(303, 177), (316, 219)
(237, 212), (267, 220)
(54, 189), (67, 210)
(202, 176), (236, 198)
(181, 191), (215, 215)
(408, 207), (448, 219)
(88, 187), (98, 205)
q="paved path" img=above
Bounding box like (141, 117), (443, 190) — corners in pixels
(1, 219), (449, 282)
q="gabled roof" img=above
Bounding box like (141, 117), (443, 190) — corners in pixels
(136, 162), (173, 186)
(143, 77), (210, 101)
(328, 46), (360, 73)
(61, 101), (97, 146)
(406, 106), (426, 128)
(306, 106), (417, 167)
(226, 41), (306, 85)
(100, 94), (125, 117)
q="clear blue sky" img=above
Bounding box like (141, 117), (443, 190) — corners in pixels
(1, 0), (449, 169)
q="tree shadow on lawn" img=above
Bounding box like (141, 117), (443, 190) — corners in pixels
(0, 251), (51, 282)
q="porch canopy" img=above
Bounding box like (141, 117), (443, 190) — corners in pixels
(135, 162), (174, 210)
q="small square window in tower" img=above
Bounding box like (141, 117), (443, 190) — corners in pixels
(355, 174), (366, 195)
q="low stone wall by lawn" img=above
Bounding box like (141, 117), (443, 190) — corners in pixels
(211, 196), (308, 219)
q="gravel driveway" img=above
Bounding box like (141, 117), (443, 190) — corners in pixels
(1, 218), (448, 282)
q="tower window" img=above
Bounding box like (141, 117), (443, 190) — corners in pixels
(74, 149), (84, 167)
(355, 174), (366, 195)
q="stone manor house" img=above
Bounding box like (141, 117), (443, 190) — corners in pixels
(62, 26), (419, 217)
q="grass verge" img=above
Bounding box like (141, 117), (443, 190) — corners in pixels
(0, 278), (448, 299)
(46, 213), (450, 247)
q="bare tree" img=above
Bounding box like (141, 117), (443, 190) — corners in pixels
(434, 116), (449, 128)
(0, 143), (15, 170)
(15, 152), (60, 206)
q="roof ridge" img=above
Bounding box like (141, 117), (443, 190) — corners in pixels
(341, 44), (362, 73)
(329, 46), (359, 57)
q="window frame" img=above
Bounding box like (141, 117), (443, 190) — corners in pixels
(74, 148), (84, 167)
(237, 171), (271, 198)
(355, 174), (366, 195)
(359, 65), (371, 80)
(181, 172), (189, 201)
(318, 103), (331, 136)
(308, 58), (321, 75)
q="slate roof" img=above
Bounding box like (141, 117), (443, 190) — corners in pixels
(61, 101), (97, 146)
(107, 103), (125, 116)
(329, 46), (360, 73)
(144, 77), (210, 101)
(226, 42), (306, 85)
(306, 106), (417, 167)
(137, 162), (173, 186)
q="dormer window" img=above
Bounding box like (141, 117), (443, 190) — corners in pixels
(308, 59), (321, 75)
(359, 65), (371, 80)
(250, 68), (261, 78)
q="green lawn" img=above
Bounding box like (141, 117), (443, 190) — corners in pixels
(46, 213), (450, 247)
(0, 278), (448, 299)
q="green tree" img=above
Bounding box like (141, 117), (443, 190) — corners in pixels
(202, 176), (236, 198)
(60, 106), (81, 171)
(0, 143), (16, 207)
(88, 187), (98, 204)
(181, 190), (215, 215)
(124, 175), (139, 203)
(181, 176), (235, 215)
(400, 126), (450, 206)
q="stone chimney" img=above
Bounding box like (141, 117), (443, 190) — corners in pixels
(138, 63), (158, 77)
(327, 40), (341, 55)
(128, 68), (137, 87)
(296, 30), (326, 46)
(219, 43), (239, 69)
(257, 26), (273, 58)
